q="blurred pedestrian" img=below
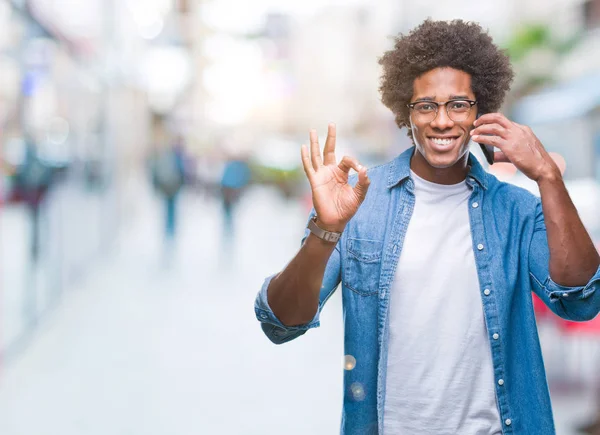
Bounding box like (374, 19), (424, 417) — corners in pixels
(220, 155), (251, 235)
(151, 136), (186, 244)
(254, 19), (600, 434)
(13, 137), (53, 261)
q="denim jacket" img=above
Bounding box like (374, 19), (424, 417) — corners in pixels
(255, 146), (600, 434)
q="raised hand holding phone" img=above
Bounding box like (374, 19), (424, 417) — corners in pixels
(471, 113), (560, 182)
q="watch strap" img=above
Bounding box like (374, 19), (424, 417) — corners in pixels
(307, 216), (342, 244)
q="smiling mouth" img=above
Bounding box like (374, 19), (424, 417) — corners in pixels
(427, 136), (460, 147)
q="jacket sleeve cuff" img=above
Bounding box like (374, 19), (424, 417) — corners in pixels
(544, 264), (600, 302)
(254, 274), (321, 343)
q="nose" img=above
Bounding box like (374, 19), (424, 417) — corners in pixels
(430, 105), (455, 130)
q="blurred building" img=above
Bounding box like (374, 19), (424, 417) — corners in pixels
(511, 0), (600, 178)
(285, 6), (397, 151)
(0, 0), (193, 359)
(507, 0), (600, 242)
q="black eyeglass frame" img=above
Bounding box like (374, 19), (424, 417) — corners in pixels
(407, 99), (478, 122)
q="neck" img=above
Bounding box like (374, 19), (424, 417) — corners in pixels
(410, 150), (470, 185)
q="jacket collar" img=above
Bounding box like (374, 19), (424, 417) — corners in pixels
(386, 146), (488, 190)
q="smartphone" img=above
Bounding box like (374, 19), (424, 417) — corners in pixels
(475, 114), (494, 165)
(478, 142), (495, 165)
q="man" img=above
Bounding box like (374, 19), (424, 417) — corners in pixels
(254, 19), (600, 434)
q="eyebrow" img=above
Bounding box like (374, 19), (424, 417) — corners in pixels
(413, 95), (471, 102)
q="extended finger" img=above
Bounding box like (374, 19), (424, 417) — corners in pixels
(470, 123), (508, 139)
(301, 144), (315, 181)
(353, 166), (371, 201)
(474, 113), (512, 130)
(338, 155), (361, 174)
(309, 130), (322, 170)
(323, 123), (337, 166)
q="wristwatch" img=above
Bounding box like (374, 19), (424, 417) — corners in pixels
(307, 216), (342, 243)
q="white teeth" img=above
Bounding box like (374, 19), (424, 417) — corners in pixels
(430, 138), (454, 145)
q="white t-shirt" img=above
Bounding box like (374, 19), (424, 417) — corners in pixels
(383, 171), (502, 435)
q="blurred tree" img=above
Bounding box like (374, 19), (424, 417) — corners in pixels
(503, 23), (582, 102)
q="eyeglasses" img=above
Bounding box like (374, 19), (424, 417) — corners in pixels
(407, 99), (477, 123)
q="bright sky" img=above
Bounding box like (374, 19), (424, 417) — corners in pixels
(201, 0), (368, 33)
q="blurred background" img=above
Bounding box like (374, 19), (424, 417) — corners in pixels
(0, 0), (599, 434)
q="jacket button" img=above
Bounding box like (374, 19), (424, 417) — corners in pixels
(498, 379), (504, 386)
(562, 293), (569, 298)
(484, 289), (491, 296)
(493, 333), (499, 340)
(477, 244), (484, 251)
(472, 202), (479, 208)
(505, 419), (512, 426)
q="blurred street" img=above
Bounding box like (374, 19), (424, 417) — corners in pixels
(0, 183), (347, 435)
(0, 182), (596, 435)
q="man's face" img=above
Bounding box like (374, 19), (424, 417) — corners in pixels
(410, 67), (477, 169)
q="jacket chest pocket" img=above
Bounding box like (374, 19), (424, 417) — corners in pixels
(344, 238), (383, 296)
